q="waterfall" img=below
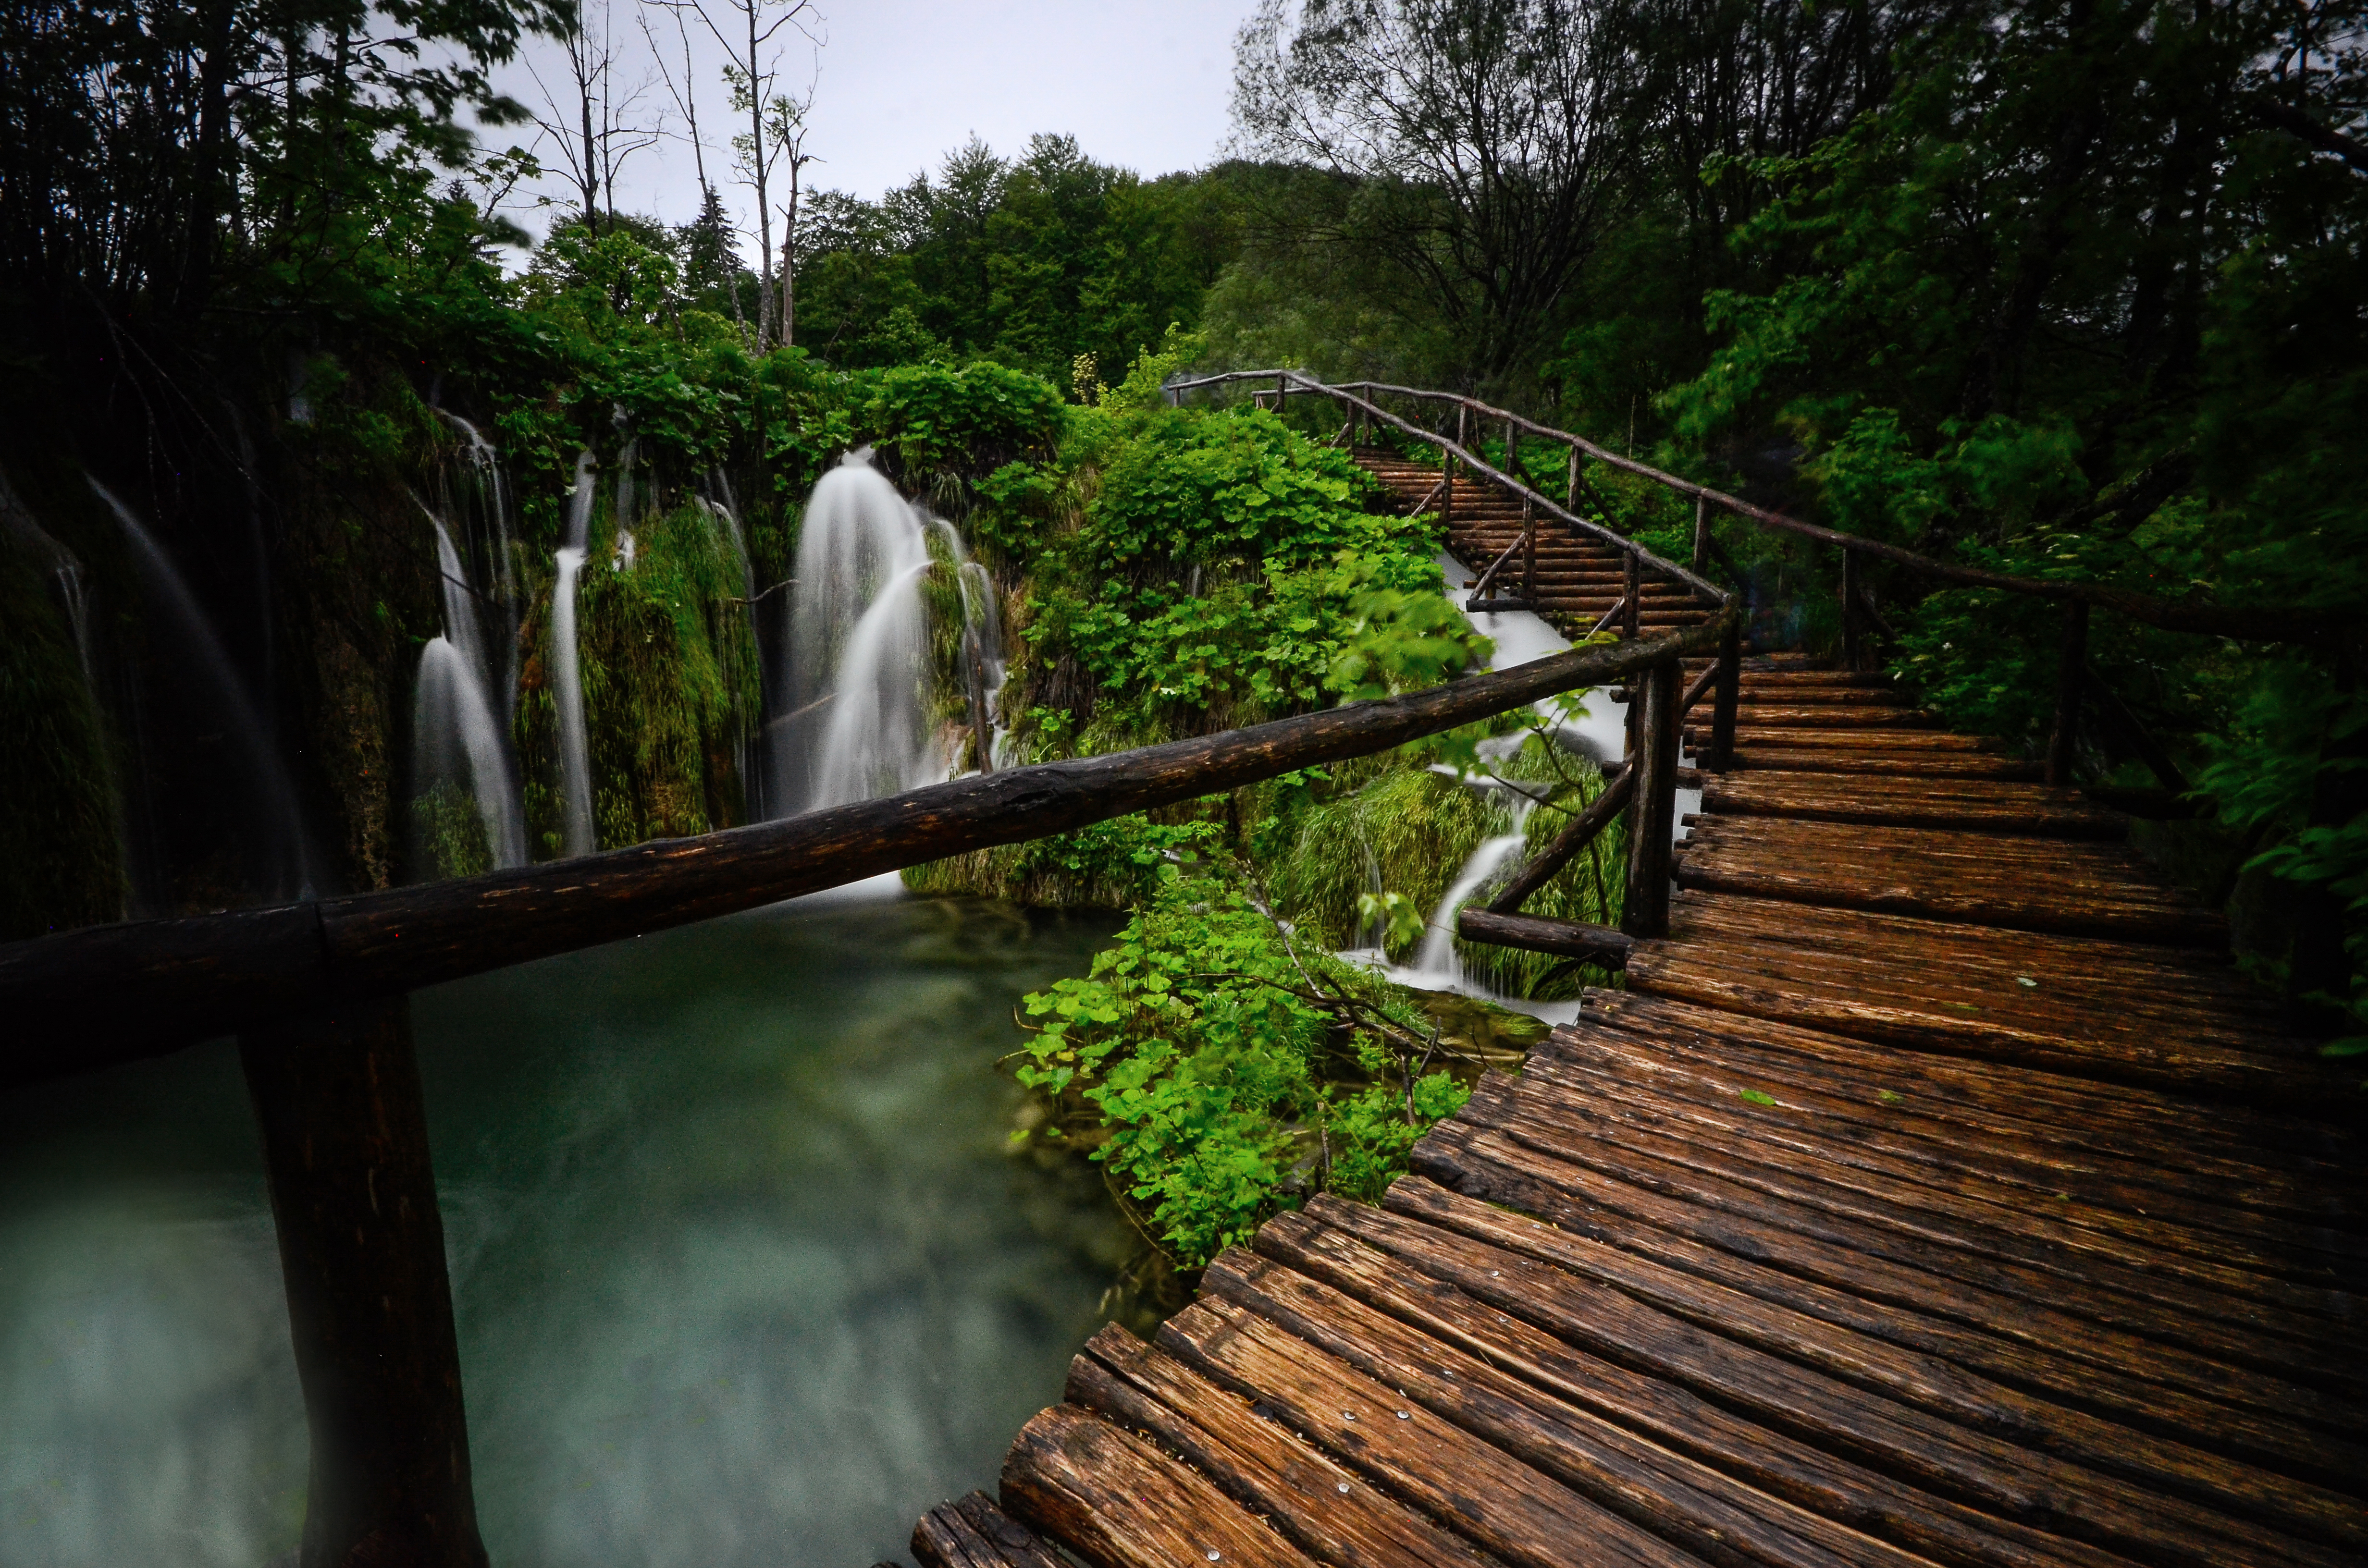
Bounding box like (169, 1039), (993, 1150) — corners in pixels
(414, 637), (525, 869)
(553, 546), (595, 858)
(542, 453), (600, 857)
(1410, 795), (1533, 980)
(934, 517), (1008, 773)
(89, 478), (316, 899)
(612, 435), (639, 571)
(414, 508), (525, 869)
(776, 451), (946, 812)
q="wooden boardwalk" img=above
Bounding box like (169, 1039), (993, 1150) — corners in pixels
(900, 469), (2365, 1568)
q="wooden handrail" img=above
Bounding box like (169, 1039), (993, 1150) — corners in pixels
(0, 611), (1737, 1087)
(1170, 370), (2355, 650)
(1166, 370), (1727, 606)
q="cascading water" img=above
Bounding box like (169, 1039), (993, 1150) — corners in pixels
(414, 637), (525, 868)
(553, 452), (599, 856)
(89, 478), (316, 899)
(414, 510), (525, 868)
(935, 518), (1009, 773)
(776, 452), (945, 812)
(1409, 793), (1533, 980)
(612, 433), (640, 572)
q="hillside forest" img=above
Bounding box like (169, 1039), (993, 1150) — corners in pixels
(2, 0), (2364, 1267)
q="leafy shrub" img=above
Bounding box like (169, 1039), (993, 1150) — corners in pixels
(1012, 870), (1472, 1267)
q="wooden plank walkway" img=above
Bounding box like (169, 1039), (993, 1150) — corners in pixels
(1351, 452), (1723, 634)
(900, 517), (2365, 1568)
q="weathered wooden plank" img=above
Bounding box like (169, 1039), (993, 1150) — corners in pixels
(1443, 1080), (2359, 1350)
(1719, 750), (2044, 780)
(1536, 1031), (2367, 1264)
(1566, 991), (2363, 1211)
(1000, 1403), (1317, 1568)
(1719, 707), (1943, 729)
(1361, 1179), (2368, 1563)
(1432, 1085), (2364, 1406)
(1154, 1299), (1704, 1568)
(1687, 728), (1995, 752)
(1235, 1213), (2139, 1568)
(1490, 1060), (2368, 1454)
(1574, 990), (2363, 1188)
(1673, 821), (2227, 946)
(912, 1492), (1069, 1568)
(1633, 934), (2287, 1055)
(1513, 1048), (2368, 1292)
(1197, 1247), (1989, 1568)
(1699, 777), (2128, 839)
(1068, 1326), (1498, 1568)
(1623, 949), (2349, 1108)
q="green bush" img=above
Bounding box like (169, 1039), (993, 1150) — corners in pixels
(1012, 870), (1472, 1267)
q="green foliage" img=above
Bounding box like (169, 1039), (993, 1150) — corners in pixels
(1012, 870), (1470, 1266)
(1273, 735), (1624, 998)
(1011, 398), (1481, 750)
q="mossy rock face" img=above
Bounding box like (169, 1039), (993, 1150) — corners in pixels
(0, 521), (126, 937)
(515, 496), (763, 858)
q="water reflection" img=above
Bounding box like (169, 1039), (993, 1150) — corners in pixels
(0, 896), (1126, 1568)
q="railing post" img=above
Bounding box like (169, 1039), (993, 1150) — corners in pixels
(1504, 417), (1517, 481)
(1566, 445), (1578, 513)
(1710, 613), (1742, 772)
(1622, 551), (1640, 644)
(2046, 600), (2089, 787)
(1521, 494), (1536, 600)
(1840, 546), (1862, 671)
(1622, 657), (1683, 938)
(241, 994), (487, 1568)
(1275, 371), (1287, 416)
(1441, 420), (1454, 525)
(1691, 495), (1708, 573)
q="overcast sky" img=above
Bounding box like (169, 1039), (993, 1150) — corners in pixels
(485, 0), (1263, 250)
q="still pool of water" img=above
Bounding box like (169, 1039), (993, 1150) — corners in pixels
(0, 894), (1129, 1568)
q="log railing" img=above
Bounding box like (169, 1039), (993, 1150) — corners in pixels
(0, 605), (1735, 1566)
(1172, 368), (2349, 826)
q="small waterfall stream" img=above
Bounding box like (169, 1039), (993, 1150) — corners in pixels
(414, 512), (526, 868)
(553, 453), (598, 856)
(89, 479), (316, 900)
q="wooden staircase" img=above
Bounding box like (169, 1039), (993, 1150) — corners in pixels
(1352, 448), (1723, 637)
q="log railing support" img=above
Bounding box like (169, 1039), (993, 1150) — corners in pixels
(1566, 445), (1579, 513)
(2047, 600), (2089, 787)
(1622, 659), (1684, 938)
(1840, 547), (1863, 672)
(1520, 493), (1537, 600)
(1709, 618), (1742, 773)
(1487, 769), (1635, 915)
(1692, 495), (1709, 573)
(241, 994), (486, 1568)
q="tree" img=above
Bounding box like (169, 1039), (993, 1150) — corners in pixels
(658, 0), (822, 349)
(525, 0), (662, 233)
(1231, 0), (1650, 388)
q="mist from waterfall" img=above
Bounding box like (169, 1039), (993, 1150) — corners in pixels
(88, 478), (316, 900)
